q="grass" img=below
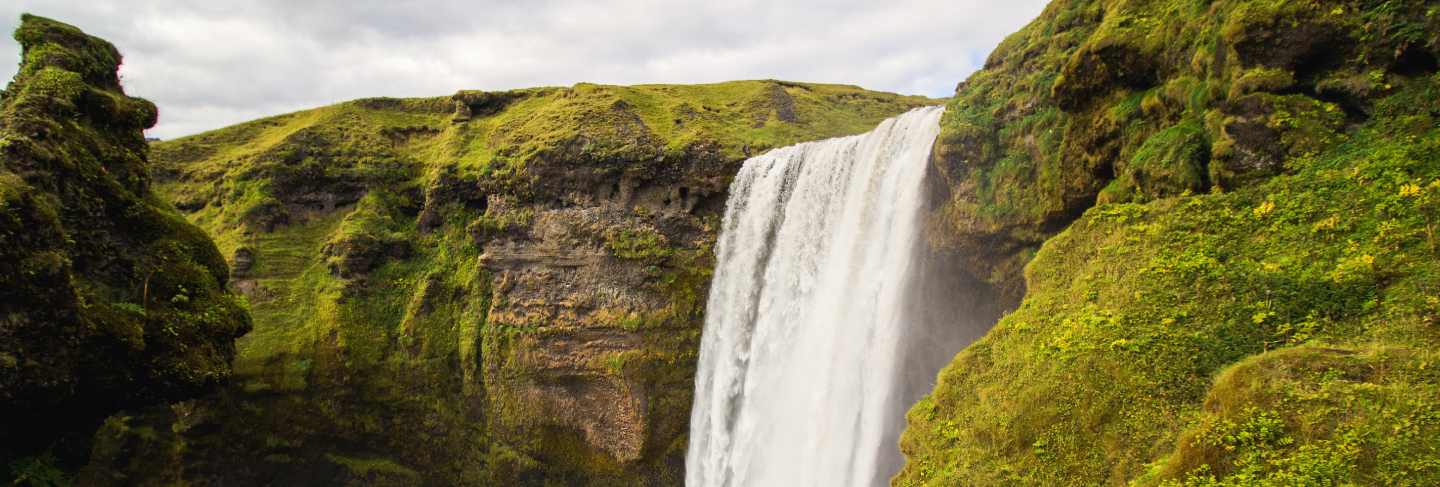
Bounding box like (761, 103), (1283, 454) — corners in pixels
(228, 211), (345, 386)
(898, 65), (1440, 484)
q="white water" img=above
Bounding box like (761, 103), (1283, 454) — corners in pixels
(686, 106), (955, 487)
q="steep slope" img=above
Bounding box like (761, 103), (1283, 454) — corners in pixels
(0, 15), (250, 480)
(91, 82), (932, 485)
(899, 0), (1440, 485)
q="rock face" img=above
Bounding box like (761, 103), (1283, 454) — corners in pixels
(90, 80), (931, 485)
(0, 15), (250, 476)
(898, 0), (1440, 485)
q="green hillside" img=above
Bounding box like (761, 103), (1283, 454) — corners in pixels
(897, 0), (1440, 484)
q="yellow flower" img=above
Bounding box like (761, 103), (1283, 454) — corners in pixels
(1311, 216), (1340, 232)
(1253, 200), (1276, 217)
(1400, 183), (1422, 198)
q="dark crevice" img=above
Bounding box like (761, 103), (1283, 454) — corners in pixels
(1313, 88), (1371, 125)
(1290, 37), (1349, 87)
(1393, 46), (1439, 77)
(1052, 191), (1102, 235)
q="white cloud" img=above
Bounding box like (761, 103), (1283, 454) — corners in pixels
(0, 0), (1048, 138)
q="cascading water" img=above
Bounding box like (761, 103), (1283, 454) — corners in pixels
(688, 106), (983, 487)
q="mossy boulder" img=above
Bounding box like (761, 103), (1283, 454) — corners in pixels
(0, 14), (250, 477)
(1137, 345), (1440, 485)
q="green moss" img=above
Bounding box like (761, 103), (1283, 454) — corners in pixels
(1136, 346), (1440, 486)
(468, 205), (534, 241)
(0, 14), (250, 475)
(926, 0), (1440, 297)
(323, 453), (421, 483)
(898, 68), (1440, 485)
(604, 227), (674, 261)
(1101, 118), (1211, 204)
(1229, 68), (1296, 99)
(904, 6), (1439, 482)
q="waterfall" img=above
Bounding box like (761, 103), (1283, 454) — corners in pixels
(687, 106), (974, 486)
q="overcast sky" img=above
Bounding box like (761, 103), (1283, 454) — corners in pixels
(1, 1), (1048, 139)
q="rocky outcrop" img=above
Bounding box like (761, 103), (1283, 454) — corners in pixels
(478, 197), (713, 473)
(0, 15), (250, 477)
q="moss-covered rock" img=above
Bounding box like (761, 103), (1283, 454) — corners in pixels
(0, 14), (250, 479)
(925, 0), (1440, 300)
(898, 1), (1440, 483)
(99, 80), (931, 485)
(1137, 345), (1440, 486)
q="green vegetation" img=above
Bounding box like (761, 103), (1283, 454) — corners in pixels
(898, 0), (1440, 485)
(104, 77), (931, 485)
(1144, 346), (1440, 486)
(605, 227), (675, 261)
(9, 1), (1434, 485)
(0, 15), (250, 481)
(925, 0), (1440, 298)
(324, 453), (422, 483)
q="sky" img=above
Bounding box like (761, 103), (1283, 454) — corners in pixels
(0, 1), (1049, 139)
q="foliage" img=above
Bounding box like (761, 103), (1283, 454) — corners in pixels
(1144, 346), (1440, 486)
(925, 0), (1440, 298)
(604, 227), (674, 261)
(8, 453), (68, 487)
(898, 54), (1440, 485)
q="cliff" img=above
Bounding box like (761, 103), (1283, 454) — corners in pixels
(88, 81), (932, 485)
(898, 0), (1440, 484)
(0, 15), (250, 480)
(10, 1), (1437, 484)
